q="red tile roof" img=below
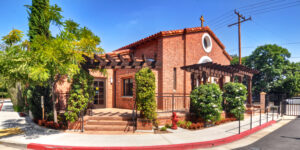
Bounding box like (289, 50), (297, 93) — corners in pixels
(114, 26), (232, 60)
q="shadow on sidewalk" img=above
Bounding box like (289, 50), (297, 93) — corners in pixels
(0, 117), (60, 140)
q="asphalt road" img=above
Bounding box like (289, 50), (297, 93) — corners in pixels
(236, 116), (300, 150)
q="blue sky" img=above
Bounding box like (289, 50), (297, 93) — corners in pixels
(0, 0), (299, 62)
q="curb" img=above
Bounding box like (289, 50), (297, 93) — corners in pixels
(0, 141), (27, 150)
(26, 120), (277, 150)
(0, 101), (3, 111)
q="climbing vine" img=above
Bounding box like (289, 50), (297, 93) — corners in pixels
(64, 69), (94, 122)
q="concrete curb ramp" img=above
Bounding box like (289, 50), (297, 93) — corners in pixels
(24, 120), (276, 150)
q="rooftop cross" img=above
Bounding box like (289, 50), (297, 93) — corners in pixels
(200, 16), (205, 27)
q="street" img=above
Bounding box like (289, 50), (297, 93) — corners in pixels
(236, 116), (300, 150)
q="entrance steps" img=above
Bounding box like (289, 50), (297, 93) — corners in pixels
(84, 109), (136, 132)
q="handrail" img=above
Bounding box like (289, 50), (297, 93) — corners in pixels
(80, 95), (93, 132)
(132, 99), (137, 132)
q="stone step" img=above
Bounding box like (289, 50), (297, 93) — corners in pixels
(84, 125), (134, 131)
(87, 116), (133, 121)
(86, 120), (134, 126)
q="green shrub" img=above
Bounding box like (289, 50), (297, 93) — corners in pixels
(160, 126), (167, 131)
(135, 67), (157, 121)
(165, 123), (171, 128)
(177, 120), (186, 126)
(26, 85), (52, 120)
(186, 121), (192, 128)
(65, 69), (94, 122)
(190, 83), (223, 123)
(223, 82), (247, 120)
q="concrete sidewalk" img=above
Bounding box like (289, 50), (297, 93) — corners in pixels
(0, 99), (282, 148)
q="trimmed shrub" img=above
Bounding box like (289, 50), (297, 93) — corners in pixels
(160, 126), (167, 131)
(135, 67), (157, 121)
(165, 123), (171, 128)
(190, 83), (223, 123)
(223, 82), (247, 120)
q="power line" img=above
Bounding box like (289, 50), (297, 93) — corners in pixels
(242, 1), (300, 15)
(237, 0), (282, 10)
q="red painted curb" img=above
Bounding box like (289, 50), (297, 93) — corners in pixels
(0, 101), (3, 111)
(27, 120), (276, 150)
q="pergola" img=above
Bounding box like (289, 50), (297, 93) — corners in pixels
(81, 51), (161, 70)
(181, 62), (259, 106)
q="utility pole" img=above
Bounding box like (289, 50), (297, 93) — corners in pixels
(228, 10), (251, 65)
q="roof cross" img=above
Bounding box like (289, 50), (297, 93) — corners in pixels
(200, 16), (205, 27)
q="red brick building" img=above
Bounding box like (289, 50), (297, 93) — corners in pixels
(55, 26), (232, 112)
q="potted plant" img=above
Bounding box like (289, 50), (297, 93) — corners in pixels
(135, 68), (157, 130)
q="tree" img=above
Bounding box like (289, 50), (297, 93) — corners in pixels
(0, 29), (30, 109)
(245, 44), (291, 94)
(230, 54), (248, 65)
(135, 67), (157, 121)
(26, 0), (62, 41)
(25, 0), (102, 123)
(272, 62), (300, 97)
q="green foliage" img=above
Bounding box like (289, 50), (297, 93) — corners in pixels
(272, 62), (300, 97)
(190, 83), (223, 123)
(186, 121), (192, 128)
(160, 126), (167, 131)
(26, 85), (52, 120)
(135, 67), (157, 121)
(245, 44), (291, 94)
(230, 54), (248, 65)
(177, 120), (186, 126)
(26, 0), (62, 40)
(223, 82), (247, 120)
(2, 29), (24, 46)
(65, 69), (94, 122)
(165, 124), (171, 128)
(7, 82), (24, 112)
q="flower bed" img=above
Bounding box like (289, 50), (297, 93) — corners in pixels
(176, 117), (237, 130)
(33, 119), (67, 130)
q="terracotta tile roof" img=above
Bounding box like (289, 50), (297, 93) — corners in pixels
(113, 26), (232, 60)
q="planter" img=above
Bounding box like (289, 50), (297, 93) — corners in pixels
(137, 118), (153, 130)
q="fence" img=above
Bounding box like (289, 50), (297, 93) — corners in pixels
(281, 98), (300, 116)
(156, 93), (190, 113)
(237, 106), (280, 134)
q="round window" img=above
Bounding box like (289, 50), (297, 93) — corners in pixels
(202, 33), (212, 53)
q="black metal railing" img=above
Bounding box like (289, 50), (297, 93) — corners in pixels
(281, 99), (300, 116)
(156, 93), (190, 113)
(237, 106), (280, 134)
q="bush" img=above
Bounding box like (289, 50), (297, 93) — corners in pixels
(160, 127), (167, 131)
(186, 121), (192, 128)
(223, 82), (247, 120)
(65, 69), (94, 122)
(177, 120), (186, 126)
(26, 85), (52, 120)
(190, 83), (223, 123)
(165, 123), (171, 128)
(135, 67), (157, 121)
